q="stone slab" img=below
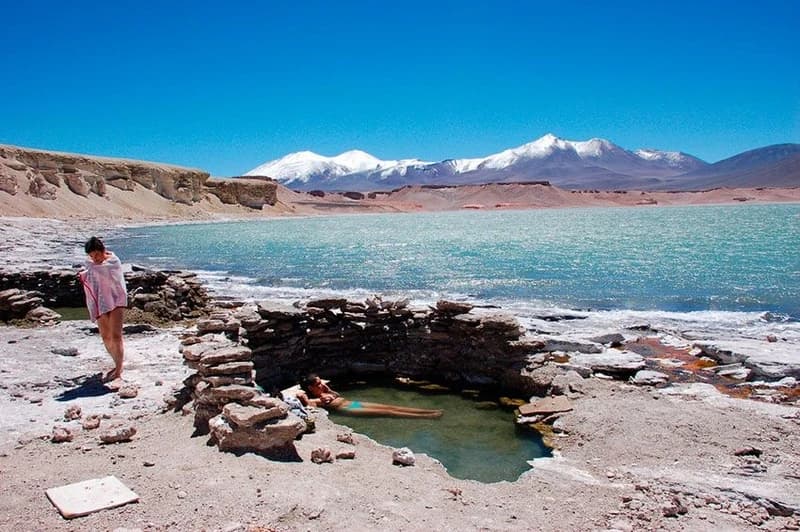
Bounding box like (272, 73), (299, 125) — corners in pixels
(45, 475), (139, 519)
(519, 396), (573, 416)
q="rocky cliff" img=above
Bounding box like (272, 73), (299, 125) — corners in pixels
(0, 144), (278, 211)
(204, 176), (278, 209)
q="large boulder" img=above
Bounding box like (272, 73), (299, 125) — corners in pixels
(568, 350), (646, 377)
(222, 400), (288, 427)
(695, 339), (800, 380)
(0, 288), (47, 321)
(630, 370), (670, 386)
(208, 412), (305, 454)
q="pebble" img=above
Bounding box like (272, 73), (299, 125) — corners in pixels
(52, 347), (78, 357)
(82, 415), (101, 430)
(118, 385), (139, 399)
(64, 404), (82, 421)
(392, 447), (416, 466)
(51, 426), (73, 443)
(99, 425), (137, 444)
(177, 491), (187, 499)
(336, 432), (355, 445)
(311, 447), (333, 464)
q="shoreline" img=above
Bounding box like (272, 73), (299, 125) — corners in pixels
(1, 214), (799, 530)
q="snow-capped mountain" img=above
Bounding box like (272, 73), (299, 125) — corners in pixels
(246, 150), (430, 184)
(245, 134), (708, 191)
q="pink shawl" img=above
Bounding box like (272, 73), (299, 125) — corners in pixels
(79, 252), (128, 322)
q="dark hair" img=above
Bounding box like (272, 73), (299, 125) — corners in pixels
(300, 373), (319, 393)
(84, 236), (105, 254)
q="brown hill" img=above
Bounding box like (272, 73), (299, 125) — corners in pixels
(656, 144), (800, 190)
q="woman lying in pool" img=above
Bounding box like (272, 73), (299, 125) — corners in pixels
(299, 374), (443, 419)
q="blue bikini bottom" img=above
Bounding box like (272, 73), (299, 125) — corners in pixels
(343, 400), (363, 410)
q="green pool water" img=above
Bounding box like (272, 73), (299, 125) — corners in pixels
(51, 307), (89, 320)
(328, 383), (551, 483)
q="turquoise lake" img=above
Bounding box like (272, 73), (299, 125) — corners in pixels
(111, 203), (800, 319)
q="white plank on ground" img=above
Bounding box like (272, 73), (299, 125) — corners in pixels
(45, 475), (139, 519)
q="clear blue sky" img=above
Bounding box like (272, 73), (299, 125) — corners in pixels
(1, 1), (798, 176)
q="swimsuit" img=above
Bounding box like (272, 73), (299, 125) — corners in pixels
(343, 400), (363, 411)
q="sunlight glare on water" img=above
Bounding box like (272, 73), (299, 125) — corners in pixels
(112, 203), (800, 318)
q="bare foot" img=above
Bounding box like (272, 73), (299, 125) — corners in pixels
(102, 370), (117, 383)
(106, 377), (124, 391)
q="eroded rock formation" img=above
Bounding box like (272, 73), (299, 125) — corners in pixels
(204, 176), (278, 209)
(0, 144), (278, 210)
(0, 144), (209, 204)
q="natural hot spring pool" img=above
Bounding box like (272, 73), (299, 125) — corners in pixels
(328, 383), (551, 483)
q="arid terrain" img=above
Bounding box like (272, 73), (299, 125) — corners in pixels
(0, 216), (798, 531)
(1, 146), (799, 530)
(1, 318), (799, 532)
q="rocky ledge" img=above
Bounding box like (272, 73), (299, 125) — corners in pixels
(204, 176), (277, 209)
(0, 144), (277, 210)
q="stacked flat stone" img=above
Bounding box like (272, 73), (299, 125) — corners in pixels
(196, 309), (242, 338)
(180, 319), (305, 455)
(0, 287), (60, 322)
(126, 267), (210, 320)
(0, 269), (82, 307)
(0, 266), (211, 321)
(238, 296), (544, 394)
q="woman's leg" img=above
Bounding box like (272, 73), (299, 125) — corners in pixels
(339, 400), (443, 419)
(96, 313), (114, 380)
(107, 307), (125, 380)
(97, 307), (124, 380)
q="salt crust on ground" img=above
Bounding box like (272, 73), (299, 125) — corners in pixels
(0, 214), (799, 530)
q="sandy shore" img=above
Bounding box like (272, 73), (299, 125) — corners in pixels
(1, 215), (799, 531)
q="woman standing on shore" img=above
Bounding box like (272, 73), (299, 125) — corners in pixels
(79, 236), (128, 382)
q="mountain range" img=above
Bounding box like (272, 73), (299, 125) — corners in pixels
(245, 134), (800, 192)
